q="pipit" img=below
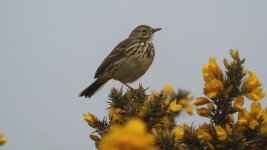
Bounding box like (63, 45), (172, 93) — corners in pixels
(79, 25), (161, 98)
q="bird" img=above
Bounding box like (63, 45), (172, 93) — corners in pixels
(79, 25), (161, 98)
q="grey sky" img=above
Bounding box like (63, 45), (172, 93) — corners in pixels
(1, 0), (267, 150)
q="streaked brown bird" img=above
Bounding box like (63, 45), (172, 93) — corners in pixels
(79, 25), (161, 98)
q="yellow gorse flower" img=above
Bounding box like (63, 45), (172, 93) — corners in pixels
(242, 72), (266, 101)
(246, 88), (266, 101)
(0, 133), (7, 146)
(203, 57), (223, 82)
(251, 102), (262, 120)
(179, 97), (194, 115)
(163, 83), (173, 95)
(83, 113), (97, 128)
(99, 119), (158, 150)
(233, 96), (244, 109)
(237, 102), (263, 129)
(197, 130), (212, 141)
(196, 123), (212, 141)
(215, 125), (228, 141)
(169, 101), (182, 112)
(108, 108), (122, 123)
(185, 105), (194, 115)
(204, 79), (224, 99)
(173, 126), (184, 140)
(249, 119), (259, 129)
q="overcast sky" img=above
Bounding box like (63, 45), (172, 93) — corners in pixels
(1, 0), (267, 150)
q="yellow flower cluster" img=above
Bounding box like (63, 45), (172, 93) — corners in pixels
(196, 50), (266, 119)
(203, 57), (224, 99)
(203, 57), (223, 82)
(242, 72), (266, 101)
(192, 50), (267, 149)
(167, 98), (193, 115)
(196, 123), (231, 144)
(99, 119), (158, 150)
(238, 102), (267, 134)
(0, 133), (7, 146)
(152, 84), (194, 115)
(85, 83), (192, 149)
(204, 79), (224, 99)
(164, 84), (194, 115)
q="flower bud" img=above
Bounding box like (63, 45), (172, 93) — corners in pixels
(230, 49), (239, 59)
(84, 113), (97, 128)
(90, 134), (101, 142)
(207, 103), (215, 111)
(197, 108), (211, 117)
(223, 58), (230, 68)
(194, 97), (210, 106)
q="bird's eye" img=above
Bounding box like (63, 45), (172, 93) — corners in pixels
(142, 29), (146, 33)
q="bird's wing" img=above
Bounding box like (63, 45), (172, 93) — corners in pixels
(94, 38), (136, 78)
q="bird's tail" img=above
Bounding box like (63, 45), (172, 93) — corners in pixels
(79, 77), (108, 98)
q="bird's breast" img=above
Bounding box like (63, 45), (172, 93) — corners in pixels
(111, 42), (155, 83)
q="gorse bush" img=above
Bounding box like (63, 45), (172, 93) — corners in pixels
(84, 50), (267, 150)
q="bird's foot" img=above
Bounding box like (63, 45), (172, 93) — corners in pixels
(130, 87), (147, 94)
(121, 82), (148, 94)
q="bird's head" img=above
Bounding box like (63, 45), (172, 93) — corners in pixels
(129, 25), (161, 41)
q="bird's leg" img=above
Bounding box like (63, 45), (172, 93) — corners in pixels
(122, 82), (135, 91)
(121, 82), (146, 93)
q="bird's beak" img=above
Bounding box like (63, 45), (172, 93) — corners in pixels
(152, 28), (161, 33)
